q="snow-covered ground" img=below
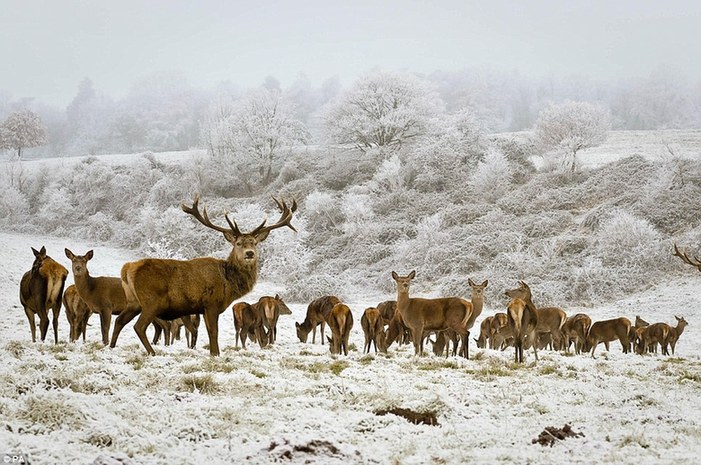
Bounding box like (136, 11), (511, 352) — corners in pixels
(0, 231), (699, 465)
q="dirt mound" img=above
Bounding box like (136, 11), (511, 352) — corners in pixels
(532, 423), (585, 447)
(375, 407), (439, 426)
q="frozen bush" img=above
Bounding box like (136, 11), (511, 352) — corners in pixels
(81, 211), (115, 242)
(0, 184), (29, 226)
(341, 191), (375, 235)
(371, 154), (406, 193)
(468, 147), (513, 202)
(303, 190), (342, 233)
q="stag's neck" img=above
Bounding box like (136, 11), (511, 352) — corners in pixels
(223, 257), (258, 301)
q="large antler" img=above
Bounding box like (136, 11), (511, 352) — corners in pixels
(250, 197), (298, 237)
(673, 243), (701, 272)
(181, 193), (242, 236)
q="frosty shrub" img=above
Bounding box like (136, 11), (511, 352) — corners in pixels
(285, 273), (346, 302)
(489, 133), (537, 183)
(144, 238), (186, 259)
(304, 190), (343, 233)
(37, 187), (77, 233)
(0, 184), (29, 226)
(468, 147), (513, 202)
(80, 211), (115, 242)
(260, 216), (312, 284)
(533, 100), (611, 171)
(18, 392), (86, 433)
(370, 154), (406, 193)
(341, 190), (375, 235)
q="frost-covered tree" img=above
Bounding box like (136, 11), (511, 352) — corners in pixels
(323, 70), (442, 152)
(0, 110), (47, 159)
(202, 88), (308, 188)
(533, 101), (611, 171)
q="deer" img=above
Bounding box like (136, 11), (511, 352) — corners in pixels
(489, 312), (512, 350)
(665, 316), (688, 355)
(257, 294), (290, 344)
(169, 315), (201, 349)
(475, 316), (494, 349)
(232, 301), (268, 349)
(504, 281), (539, 363)
(390, 271), (474, 358)
(326, 302), (354, 356)
(20, 246), (68, 344)
(503, 282), (566, 351)
(673, 243), (701, 273)
(63, 285), (91, 342)
(381, 300), (412, 346)
(561, 313), (592, 355)
(109, 194), (296, 356)
(584, 317), (632, 358)
(296, 295), (340, 344)
(361, 307), (387, 354)
(636, 322), (668, 355)
(630, 315), (650, 353)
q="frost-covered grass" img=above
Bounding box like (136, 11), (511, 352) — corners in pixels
(1, 232), (700, 465)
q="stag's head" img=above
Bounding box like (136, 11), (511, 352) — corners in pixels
(181, 194), (297, 268)
(65, 249), (93, 278)
(30, 246), (48, 271)
(468, 278), (489, 299)
(391, 270), (416, 294)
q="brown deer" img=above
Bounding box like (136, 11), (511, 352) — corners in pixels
(630, 315), (650, 353)
(673, 243), (701, 273)
(296, 295), (340, 344)
(561, 313), (592, 355)
(63, 285), (91, 342)
(65, 249), (132, 345)
(232, 301), (268, 349)
(665, 316), (688, 355)
(110, 195), (296, 356)
(257, 294), (290, 344)
(636, 322), (668, 355)
(475, 316), (494, 349)
(503, 282), (566, 351)
(381, 300), (412, 346)
(20, 246), (68, 343)
(391, 271), (473, 358)
(169, 315), (201, 349)
(361, 307), (387, 354)
(504, 281), (539, 363)
(326, 302), (354, 355)
(489, 312), (512, 350)
(585, 317), (632, 357)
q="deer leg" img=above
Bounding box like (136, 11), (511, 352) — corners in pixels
(604, 341), (610, 352)
(320, 322), (326, 345)
(182, 315), (197, 349)
(151, 323), (162, 345)
(133, 314), (157, 356)
(109, 306), (141, 348)
(38, 311), (50, 342)
(204, 310), (220, 356)
(24, 307), (37, 342)
(99, 310), (112, 345)
(413, 326), (424, 356)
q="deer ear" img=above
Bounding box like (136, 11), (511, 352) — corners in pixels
(408, 270), (416, 279)
(391, 271), (399, 280)
(65, 248), (73, 260)
(275, 294), (280, 300)
(86, 250), (94, 260)
(482, 280), (489, 287)
(468, 278), (475, 286)
(32, 247), (41, 258)
(40, 246), (46, 255)
(295, 322), (300, 329)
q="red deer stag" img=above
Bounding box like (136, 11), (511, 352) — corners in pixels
(20, 247), (67, 343)
(110, 195), (296, 356)
(673, 243), (701, 273)
(257, 294), (290, 344)
(232, 301), (268, 349)
(361, 307), (387, 354)
(296, 296), (340, 344)
(326, 302), (354, 355)
(585, 317), (632, 358)
(63, 285), (91, 342)
(504, 281), (539, 363)
(391, 271), (473, 358)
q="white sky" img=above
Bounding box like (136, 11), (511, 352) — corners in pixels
(2, 0), (700, 107)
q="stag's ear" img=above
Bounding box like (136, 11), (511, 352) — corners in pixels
(86, 250), (94, 260)
(295, 322), (300, 329)
(408, 270), (416, 280)
(254, 229), (271, 243)
(391, 271), (399, 280)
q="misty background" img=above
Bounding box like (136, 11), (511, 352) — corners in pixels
(1, 0), (701, 158)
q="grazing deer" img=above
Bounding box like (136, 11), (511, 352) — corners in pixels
(173, 315), (201, 349)
(296, 295), (340, 344)
(65, 249), (133, 345)
(63, 285), (91, 342)
(673, 243), (701, 273)
(361, 307), (387, 354)
(326, 302), (354, 355)
(20, 247), (68, 343)
(475, 316), (494, 349)
(561, 313), (592, 355)
(489, 312), (512, 350)
(381, 300), (412, 346)
(636, 322), (669, 355)
(585, 317), (632, 357)
(665, 316), (688, 355)
(232, 301), (268, 349)
(391, 271), (473, 358)
(110, 195), (296, 356)
(257, 294), (290, 344)
(504, 281), (539, 363)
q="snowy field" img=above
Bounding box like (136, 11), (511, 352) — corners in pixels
(0, 231), (700, 465)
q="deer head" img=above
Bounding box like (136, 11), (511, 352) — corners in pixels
(65, 249), (94, 278)
(391, 270), (416, 294)
(30, 246), (48, 271)
(673, 243), (701, 273)
(181, 194), (297, 267)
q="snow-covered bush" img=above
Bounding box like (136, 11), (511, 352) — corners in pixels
(0, 184), (29, 226)
(303, 190), (342, 233)
(468, 147), (513, 202)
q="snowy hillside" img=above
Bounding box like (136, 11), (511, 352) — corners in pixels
(0, 231), (699, 465)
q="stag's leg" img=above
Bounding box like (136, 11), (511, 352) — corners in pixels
(133, 314), (157, 356)
(604, 341), (610, 352)
(110, 306), (141, 348)
(203, 309), (220, 356)
(100, 310), (112, 345)
(24, 307), (37, 342)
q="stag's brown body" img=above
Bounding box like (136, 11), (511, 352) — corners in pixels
(561, 313), (592, 355)
(257, 294), (290, 344)
(326, 303), (354, 355)
(504, 281), (539, 363)
(361, 307), (387, 353)
(296, 295), (340, 344)
(20, 247), (67, 344)
(391, 271), (473, 358)
(585, 317), (632, 357)
(63, 285), (91, 342)
(109, 195), (295, 356)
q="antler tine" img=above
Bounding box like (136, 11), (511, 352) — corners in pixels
(673, 243), (701, 268)
(252, 197), (297, 235)
(181, 194), (232, 234)
(223, 212), (243, 237)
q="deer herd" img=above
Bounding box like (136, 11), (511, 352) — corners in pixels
(16, 194), (697, 365)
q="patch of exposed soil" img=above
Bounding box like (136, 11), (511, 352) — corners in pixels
(532, 424), (585, 447)
(375, 407), (439, 426)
